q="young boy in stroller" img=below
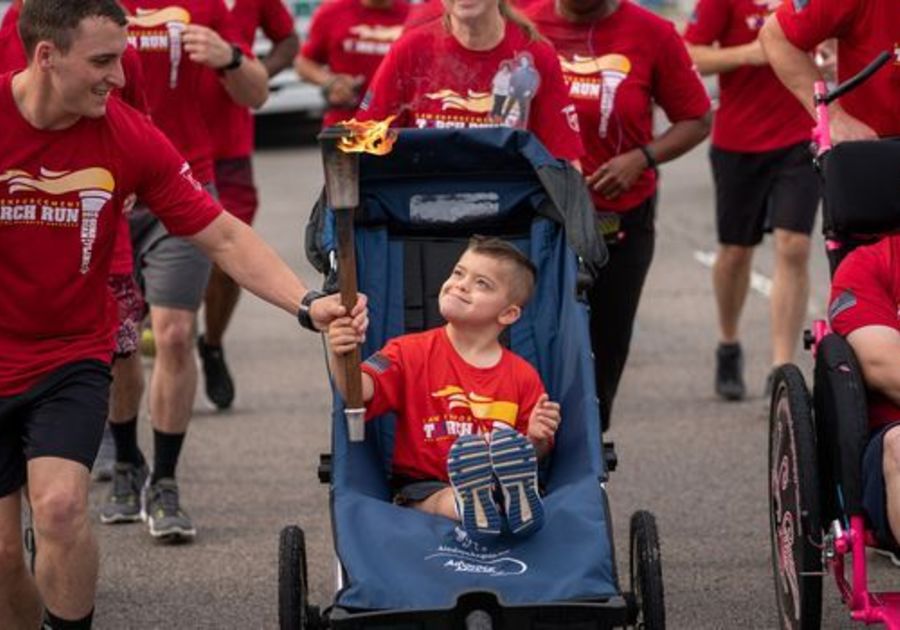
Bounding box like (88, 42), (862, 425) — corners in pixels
(327, 235), (561, 539)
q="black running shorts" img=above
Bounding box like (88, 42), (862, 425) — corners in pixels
(0, 360), (111, 497)
(711, 142), (820, 246)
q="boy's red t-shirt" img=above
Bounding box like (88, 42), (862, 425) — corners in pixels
(0, 6), (149, 276)
(829, 236), (900, 430)
(683, 0), (811, 153)
(120, 0), (246, 184)
(775, 0), (900, 139)
(202, 0), (296, 159)
(358, 19), (585, 162)
(301, 0), (409, 128)
(526, 0), (710, 211)
(0, 72), (222, 396)
(360, 327), (545, 482)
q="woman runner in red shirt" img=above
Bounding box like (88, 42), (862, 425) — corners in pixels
(525, 0), (710, 429)
(358, 0), (584, 163)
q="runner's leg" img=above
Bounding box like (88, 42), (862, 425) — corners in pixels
(203, 265), (241, 347)
(713, 244), (753, 344)
(0, 490), (41, 629)
(770, 229), (810, 366)
(149, 305), (197, 441)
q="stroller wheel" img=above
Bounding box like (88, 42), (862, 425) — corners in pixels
(279, 525), (310, 630)
(768, 365), (822, 630)
(629, 510), (665, 629)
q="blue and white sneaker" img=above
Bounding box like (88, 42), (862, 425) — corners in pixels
(490, 426), (544, 537)
(447, 434), (501, 538)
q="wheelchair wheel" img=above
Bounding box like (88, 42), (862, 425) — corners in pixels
(279, 525), (310, 630)
(629, 510), (665, 630)
(768, 365), (822, 630)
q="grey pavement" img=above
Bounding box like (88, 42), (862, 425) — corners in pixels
(88, 132), (896, 628)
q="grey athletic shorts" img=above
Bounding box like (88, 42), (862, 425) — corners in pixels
(130, 183), (217, 311)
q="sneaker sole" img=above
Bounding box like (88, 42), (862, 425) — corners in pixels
(100, 510), (143, 525)
(490, 429), (543, 536)
(447, 435), (501, 537)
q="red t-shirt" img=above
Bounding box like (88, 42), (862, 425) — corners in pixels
(0, 72), (222, 396)
(358, 19), (585, 162)
(776, 0), (900, 139)
(683, 0), (811, 152)
(120, 0), (246, 184)
(0, 6), (149, 275)
(202, 0), (296, 159)
(829, 236), (900, 430)
(302, 0), (409, 128)
(360, 327), (545, 481)
(527, 0), (710, 211)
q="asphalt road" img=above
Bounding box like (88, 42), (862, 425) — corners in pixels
(86, 123), (896, 629)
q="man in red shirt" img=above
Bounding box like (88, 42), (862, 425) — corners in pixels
(108, 0), (270, 542)
(197, 0), (299, 412)
(684, 0), (820, 401)
(829, 235), (900, 553)
(295, 0), (408, 128)
(760, 0), (900, 143)
(0, 3), (364, 627)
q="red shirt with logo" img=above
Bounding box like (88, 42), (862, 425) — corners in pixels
(527, 0), (710, 211)
(0, 72), (222, 396)
(302, 0), (409, 128)
(776, 0), (900, 138)
(683, 0), (811, 152)
(0, 5), (149, 275)
(829, 236), (900, 430)
(361, 326), (545, 481)
(120, 0), (246, 184)
(202, 0), (295, 159)
(358, 19), (585, 162)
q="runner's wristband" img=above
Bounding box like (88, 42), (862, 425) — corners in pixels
(218, 44), (243, 73)
(297, 290), (327, 332)
(638, 145), (657, 170)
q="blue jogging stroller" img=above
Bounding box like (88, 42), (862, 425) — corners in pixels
(279, 128), (665, 629)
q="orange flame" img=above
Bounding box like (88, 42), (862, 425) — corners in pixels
(338, 116), (398, 156)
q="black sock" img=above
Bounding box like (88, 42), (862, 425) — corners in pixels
(152, 429), (185, 483)
(109, 417), (142, 465)
(43, 608), (93, 630)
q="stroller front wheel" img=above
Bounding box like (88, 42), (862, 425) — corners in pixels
(279, 524), (311, 630)
(629, 509), (665, 629)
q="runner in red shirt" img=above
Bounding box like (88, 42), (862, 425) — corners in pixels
(683, 0), (820, 402)
(358, 0), (584, 163)
(197, 0), (299, 412)
(295, 0), (408, 128)
(112, 0), (273, 541)
(760, 0), (900, 142)
(0, 0), (154, 482)
(525, 0), (709, 429)
(329, 237), (559, 537)
(829, 235), (900, 550)
(1, 3), (364, 627)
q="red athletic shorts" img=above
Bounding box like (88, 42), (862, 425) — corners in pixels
(214, 157), (259, 225)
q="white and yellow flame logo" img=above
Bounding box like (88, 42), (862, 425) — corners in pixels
(431, 386), (518, 424)
(560, 53), (632, 138)
(348, 24), (403, 42)
(128, 6), (191, 28)
(425, 89), (495, 114)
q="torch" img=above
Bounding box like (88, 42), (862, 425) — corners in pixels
(318, 118), (396, 442)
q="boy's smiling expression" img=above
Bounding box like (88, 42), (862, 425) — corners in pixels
(439, 251), (522, 327)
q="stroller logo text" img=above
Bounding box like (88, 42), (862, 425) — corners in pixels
(424, 528), (528, 577)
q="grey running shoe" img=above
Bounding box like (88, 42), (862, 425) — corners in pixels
(197, 335), (235, 410)
(100, 462), (148, 524)
(715, 342), (746, 401)
(142, 478), (196, 542)
(92, 425), (115, 482)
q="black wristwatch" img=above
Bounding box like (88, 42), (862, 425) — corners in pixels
(297, 290), (327, 332)
(218, 44), (244, 73)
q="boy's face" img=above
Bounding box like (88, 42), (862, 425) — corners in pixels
(439, 250), (521, 327)
(37, 17), (127, 120)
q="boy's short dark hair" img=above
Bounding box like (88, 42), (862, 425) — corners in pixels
(19, 0), (127, 58)
(466, 235), (537, 306)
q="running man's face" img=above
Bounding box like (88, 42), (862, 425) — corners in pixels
(439, 251), (522, 328)
(39, 17), (127, 119)
(444, 0), (500, 25)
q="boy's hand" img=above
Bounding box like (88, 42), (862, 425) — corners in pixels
(527, 394), (561, 444)
(311, 293), (368, 338)
(328, 316), (361, 355)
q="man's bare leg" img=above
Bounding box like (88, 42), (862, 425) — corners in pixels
(149, 305), (196, 437)
(203, 265), (241, 347)
(109, 352), (144, 424)
(27, 457), (96, 621)
(770, 229), (811, 366)
(713, 244), (754, 344)
(0, 490), (42, 629)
